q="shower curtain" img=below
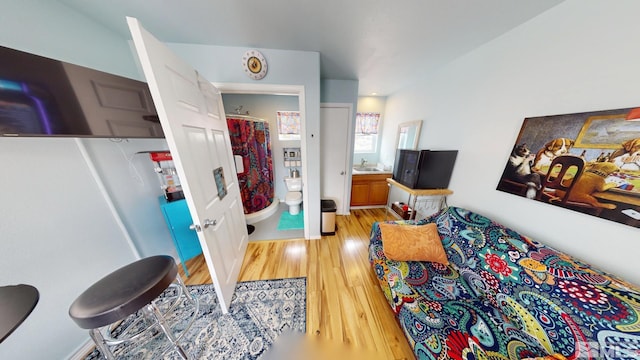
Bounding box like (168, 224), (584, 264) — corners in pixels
(226, 116), (275, 214)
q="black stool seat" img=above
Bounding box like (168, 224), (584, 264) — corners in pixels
(69, 255), (177, 329)
(0, 284), (39, 342)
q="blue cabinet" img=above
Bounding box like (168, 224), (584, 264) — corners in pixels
(159, 196), (203, 276)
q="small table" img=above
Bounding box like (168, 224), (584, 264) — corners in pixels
(386, 178), (453, 220)
(0, 284), (39, 343)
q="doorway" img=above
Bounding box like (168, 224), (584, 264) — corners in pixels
(214, 83), (308, 240)
(222, 93), (302, 241)
(320, 103), (353, 215)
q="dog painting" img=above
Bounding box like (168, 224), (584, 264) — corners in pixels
(532, 138), (575, 171)
(554, 162), (620, 210)
(610, 138), (640, 171)
(502, 144), (541, 199)
(497, 106), (640, 228)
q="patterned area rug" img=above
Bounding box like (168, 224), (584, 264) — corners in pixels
(84, 277), (306, 359)
(276, 210), (304, 230)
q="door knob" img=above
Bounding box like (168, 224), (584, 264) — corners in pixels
(340, 171), (345, 175)
(189, 224), (201, 232)
(203, 218), (217, 228)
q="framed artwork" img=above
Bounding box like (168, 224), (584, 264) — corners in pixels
(575, 114), (640, 148)
(496, 106), (640, 228)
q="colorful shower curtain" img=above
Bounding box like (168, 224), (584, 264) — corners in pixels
(226, 117), (275, 214)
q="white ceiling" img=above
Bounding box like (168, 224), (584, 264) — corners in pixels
(57, 0), (563, 96)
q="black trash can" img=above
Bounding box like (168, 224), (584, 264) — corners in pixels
(321, 199), (337, 235)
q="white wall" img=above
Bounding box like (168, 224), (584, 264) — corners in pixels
(1, 138), (136, 358)
(81, 139), (175, 257)
(222, 94), (300, 202)
(1, 0), (141, 80)
(384, 0), (640, 285)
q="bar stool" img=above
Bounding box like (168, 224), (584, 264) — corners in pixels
(69, 255), (199, 359)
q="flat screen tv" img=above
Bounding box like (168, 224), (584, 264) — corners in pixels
(0, 45), (163, 138)
(392, 149), (458, 189)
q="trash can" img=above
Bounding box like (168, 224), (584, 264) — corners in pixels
(321, 199), (337, 235)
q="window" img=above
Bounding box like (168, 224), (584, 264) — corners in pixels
(277, 111), (301, 140)
(354, 112), (380, 153)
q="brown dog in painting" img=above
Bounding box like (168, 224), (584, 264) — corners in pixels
(555, 161), (619, 209)
(533, 138), (575, 171)
(610, 138), (640, 171)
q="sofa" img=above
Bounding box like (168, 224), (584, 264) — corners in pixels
(369, 206), (640, 359)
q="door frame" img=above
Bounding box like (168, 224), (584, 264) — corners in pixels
(320, 102), (354, 215)
(213, 82), (309, 240)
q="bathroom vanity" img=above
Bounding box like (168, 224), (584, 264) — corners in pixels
(350, 171), (392, 206)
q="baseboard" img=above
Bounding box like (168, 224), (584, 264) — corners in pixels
(68, 339), (95, 360)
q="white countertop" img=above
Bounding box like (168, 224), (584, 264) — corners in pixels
(352, 168), (392, 175)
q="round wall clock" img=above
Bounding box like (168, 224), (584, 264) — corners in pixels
(242, 50), (268, 80)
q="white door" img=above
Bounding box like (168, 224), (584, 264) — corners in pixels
(320, 103), (353, 214)
(128, 17), (248, 313)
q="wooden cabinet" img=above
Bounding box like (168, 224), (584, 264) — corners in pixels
(159, 196), (203, 276)
(350, 173), (391, 206)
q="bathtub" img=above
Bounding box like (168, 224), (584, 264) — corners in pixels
(244, 198), (280, 225)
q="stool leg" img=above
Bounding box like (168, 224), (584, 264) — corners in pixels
(89, 328), (116, 360)
(142, 303), (190, 360)
(176, 274), (199, 310)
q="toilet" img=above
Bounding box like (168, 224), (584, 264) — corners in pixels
(284, 176), (303, 215)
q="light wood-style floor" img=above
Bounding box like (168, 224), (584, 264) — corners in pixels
(179, 208), (415, 359)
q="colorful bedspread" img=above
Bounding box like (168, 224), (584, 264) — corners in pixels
(369, 206), (640, 359)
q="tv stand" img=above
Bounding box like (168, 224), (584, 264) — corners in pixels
(386, 178), (453, 220)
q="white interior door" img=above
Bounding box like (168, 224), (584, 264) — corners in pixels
(320, 103), (353, 214)
(128, 17), (248, 313)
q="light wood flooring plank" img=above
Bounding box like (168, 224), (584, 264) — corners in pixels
(179, 208), (415, 359)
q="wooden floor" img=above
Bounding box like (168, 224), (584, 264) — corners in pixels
(179, 208), (415, 359)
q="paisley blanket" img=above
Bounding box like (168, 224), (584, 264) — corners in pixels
(369, 206), (640, 359)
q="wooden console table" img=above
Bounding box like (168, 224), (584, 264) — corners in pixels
(386, 178), (453, 220)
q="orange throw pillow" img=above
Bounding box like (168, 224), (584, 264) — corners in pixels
(379, 223), (449, 265)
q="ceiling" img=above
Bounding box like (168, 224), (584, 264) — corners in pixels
(57, 0), (563, 96)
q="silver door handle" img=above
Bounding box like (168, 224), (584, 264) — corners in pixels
(203, 219), (217, 229)
(189, 224), (201, 232)
(340, 171), (345, 175)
